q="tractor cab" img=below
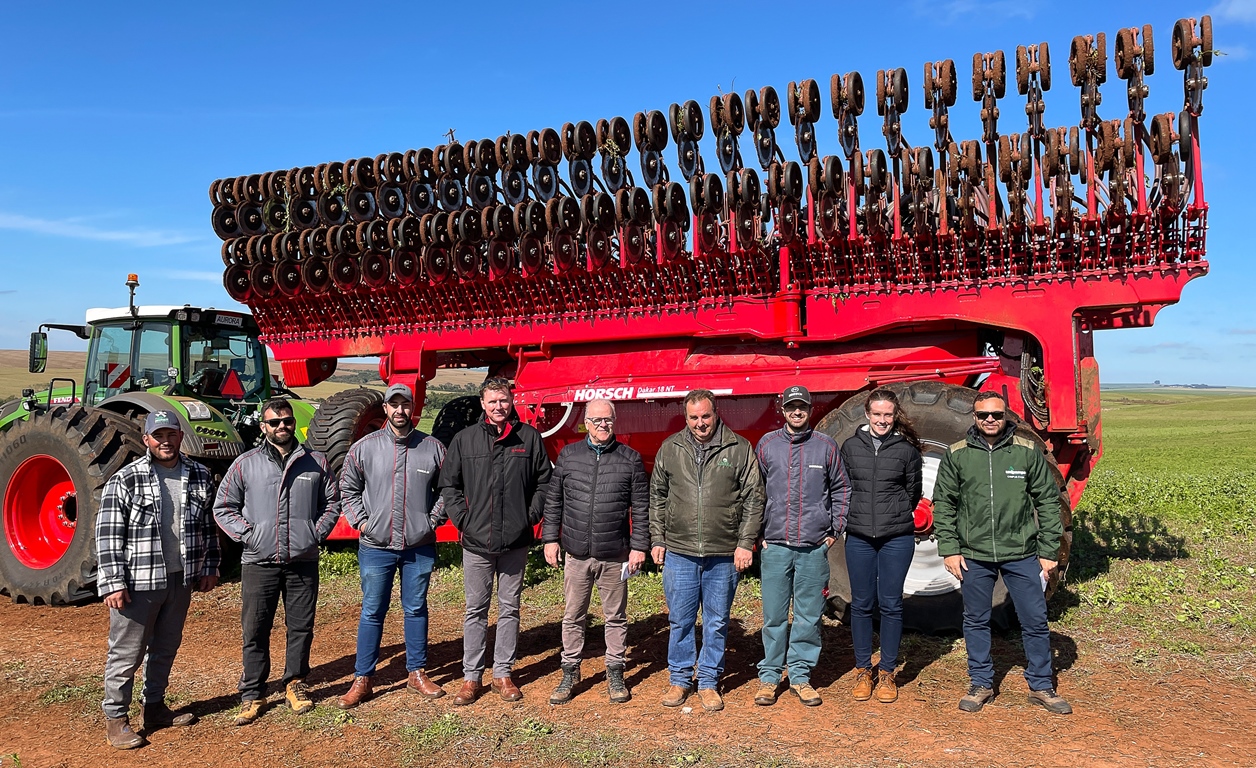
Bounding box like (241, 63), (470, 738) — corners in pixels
(26, 274), (273, 412)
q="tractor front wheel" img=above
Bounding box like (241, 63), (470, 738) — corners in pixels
(0, 407), (143, 604)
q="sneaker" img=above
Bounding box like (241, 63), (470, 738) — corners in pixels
(105, 716), (146, 749)
(1027, 688), (1073, 715)
(874, 670), (898, 704)
(696, 688), (724, 712)
(606, 663), (631, 704)
(958, 685), (995, 713)
(286, 680), (315, 714)
(789, 683), (823, 707)
(851, 668), (875, 701)
(233, 698), (265, 726)
(549, 663), (581, 705)
(754, 681), (780, 706)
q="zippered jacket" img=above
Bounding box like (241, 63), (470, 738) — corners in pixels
(840, 426), (923, 539)
(755, 427), (850, 546)
(439, 417), (551, 555)
(340, 426), (447, 550)
(649, 424), (765, 557)
(213, 442), (340, 565)
(96, 453), (220, 595)
(932, 424), (1063, 563)
(541, 438), (650, 559)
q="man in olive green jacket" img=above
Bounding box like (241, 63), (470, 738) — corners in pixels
(932, 392), (1071, 716)
(649, 389), (764, 712)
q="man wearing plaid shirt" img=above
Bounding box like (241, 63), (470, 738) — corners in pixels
(97, 410), (220, 749)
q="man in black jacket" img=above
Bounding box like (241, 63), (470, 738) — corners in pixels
(439, 378), (551, 705)
(542, 399), (649, 705)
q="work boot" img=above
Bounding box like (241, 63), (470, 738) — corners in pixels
(606, 663), (630, 703)
(491, 676), (523, 702)
(874, 670), (899, 704)
(790, 683), (823, 707)
(143, 701), (196, 728)
(407, 669), (445, 699)
(105, 716), (146, 749)
(958, 685), (995, 713)
(852, 668), (875, 701)
(754, 681), (780, 706)
(549, 663), (581, 705)
(286, 680), (315, 714)
(1027, 688), (1073, 715)
(232, 698), (265, 726)
(696, 688), (724, 712)
(336, 676), (373, 710)
(660, 684), (692, 708)
(452, 679), (482, 706)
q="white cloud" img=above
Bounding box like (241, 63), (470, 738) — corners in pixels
(1213, 0), (1256, 24)
(0, 212), (196, 248)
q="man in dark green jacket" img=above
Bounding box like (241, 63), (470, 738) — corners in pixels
(933, 392), (1072, 715)
(649, 389), (764, 712)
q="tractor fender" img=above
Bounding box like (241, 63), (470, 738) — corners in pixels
(96, 392), (246, 463)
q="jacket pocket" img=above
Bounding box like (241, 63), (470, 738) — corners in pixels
(360, 511), (392, 548)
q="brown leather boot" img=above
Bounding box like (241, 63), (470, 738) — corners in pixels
(852, 668), (875, 701)
(491, 676), (523, 701)
(874, 670), (898, 703)
(143, 702), (196, 727)
(336, 676), (373, 709)
(452, 679), (482, 706)
(105, 716), (146, 749)
(660, 684), (692, 708)
(407, 669), (446, 698)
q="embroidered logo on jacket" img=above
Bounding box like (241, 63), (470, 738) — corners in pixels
(1005, 466), (1026, 479)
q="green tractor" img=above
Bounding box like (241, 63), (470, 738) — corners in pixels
(0, 275), (315, 604)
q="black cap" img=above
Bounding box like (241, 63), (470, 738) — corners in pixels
(781, 385), (812, 406)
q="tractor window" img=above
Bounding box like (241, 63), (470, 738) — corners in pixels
(84, 324), (135, 405)
(183, 325), (265, 400)
(136, 323), (173, 388)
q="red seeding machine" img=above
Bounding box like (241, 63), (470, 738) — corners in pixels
(206, 17), (1214, 629)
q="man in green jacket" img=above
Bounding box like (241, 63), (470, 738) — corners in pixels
(649, 389), (764, 712)
(933, 392), (1072, 715)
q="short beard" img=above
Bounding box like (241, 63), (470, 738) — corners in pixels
(266, 431), (296, 449)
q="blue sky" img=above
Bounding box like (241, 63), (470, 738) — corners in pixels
(1, 1), (1252, 385)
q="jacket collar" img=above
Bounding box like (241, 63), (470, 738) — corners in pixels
(857, 424), (903, 448)
(263, 439), (305, 468)
(586, 435), (616, 454)
(966, 423), (1015, 451)
(781, 425), (813, 444)
(480, 415), (519, 442)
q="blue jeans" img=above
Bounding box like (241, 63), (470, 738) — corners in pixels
(960, 556), (1053, 691)
(845, 532), (915, 672)
(662, 552), (739, 690)
(354, 543), (436, 677)
(758, 543), (829, 686)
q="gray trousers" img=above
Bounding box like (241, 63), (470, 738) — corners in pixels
(102, 579), (193, 718)
(561, 554), (629, 667)
(462, 546), (528, 680)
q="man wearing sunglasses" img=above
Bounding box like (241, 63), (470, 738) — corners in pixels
(932, 391), (1071, 716)
(541, 398), (649, 705)
(214, 398), (340, 725)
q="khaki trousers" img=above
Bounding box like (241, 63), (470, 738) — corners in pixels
(561, 554), (629, 666)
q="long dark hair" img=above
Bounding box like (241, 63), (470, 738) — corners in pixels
(863, 388), (922, 450)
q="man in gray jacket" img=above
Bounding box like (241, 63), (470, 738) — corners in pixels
(214, 398), (339, 725)
(542, 398), (649, 705)
(336, 383), (448, 709)
(752, 385), (849, 707)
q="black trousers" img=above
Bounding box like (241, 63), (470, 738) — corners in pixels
(238, 561), (319, 701)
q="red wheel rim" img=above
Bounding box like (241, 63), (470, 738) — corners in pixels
(3, 455), (77, 569)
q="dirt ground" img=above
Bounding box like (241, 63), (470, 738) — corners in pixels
(1, 572), (1253, 768)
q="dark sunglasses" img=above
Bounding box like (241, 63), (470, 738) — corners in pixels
(974, 411), (1005, 421)
(264, 417), (296, 428)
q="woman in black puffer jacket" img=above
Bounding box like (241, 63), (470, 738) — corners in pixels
(840, 388), (923, 705)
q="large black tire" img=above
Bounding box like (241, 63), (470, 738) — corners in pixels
(0, 406), (144, 604)
(305, 388), (385, 475)
(817, 381), (1071, 634)
(431, 395), (484, 448)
